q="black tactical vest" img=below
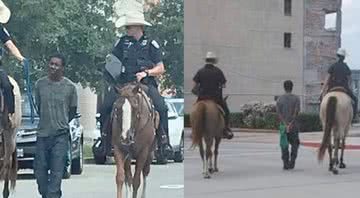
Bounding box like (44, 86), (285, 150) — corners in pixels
(114, 35), (156, 85)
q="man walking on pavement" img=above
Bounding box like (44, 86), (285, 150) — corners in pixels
(34, 54), (78, 198)
(276, 80), (301, 170)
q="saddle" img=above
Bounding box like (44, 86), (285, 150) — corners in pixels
(328, 86), (348, 94)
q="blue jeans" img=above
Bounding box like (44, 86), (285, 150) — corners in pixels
(34, 132), (69, 198)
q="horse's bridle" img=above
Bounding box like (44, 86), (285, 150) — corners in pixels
(111, 85), (154, 143)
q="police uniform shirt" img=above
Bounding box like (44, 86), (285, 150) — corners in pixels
(112, 34), (162, 70)
(328, 60), (351, 87)
(0, 26), (11, 44)
(193, 64), (226, 99)
(112, 34), (162, 85)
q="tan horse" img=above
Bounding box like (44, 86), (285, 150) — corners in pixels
(190, 98), (226, 179)
(0, 76), (21, 198)
(111, 82), (158, 198)
(318, 89), (352, 175)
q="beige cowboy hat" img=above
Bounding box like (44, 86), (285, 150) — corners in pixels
(114, 0), (152, 28)
(336, 48), (348, 57)
(205, 51), (217, 59)
(0, 0), (10, 24)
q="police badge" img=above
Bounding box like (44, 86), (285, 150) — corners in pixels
(151, 40), (160, 49)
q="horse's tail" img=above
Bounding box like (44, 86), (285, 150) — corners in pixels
(318, 96), (337, 162)
(191, 102), (207, 148)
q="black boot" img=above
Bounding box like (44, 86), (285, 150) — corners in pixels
(283, 160), (290, 170)
(288, 159), (296, 169)
(221, 99), (234, 140)
(159, 131), (172, 156)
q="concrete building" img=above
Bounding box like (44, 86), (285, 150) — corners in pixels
(184, 0), (342, 113)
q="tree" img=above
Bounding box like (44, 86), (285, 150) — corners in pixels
(145, 0), (184, 97)
(2, 0), (183, 96)
(3, 0), (116, 92)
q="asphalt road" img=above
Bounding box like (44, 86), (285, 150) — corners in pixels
(9, 162), (183, 198)
(185, 130), (360, 198)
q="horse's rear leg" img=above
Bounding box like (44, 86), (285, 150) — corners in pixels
(332, 138), (340, 175)
(339, 138), (346, 169)
(204, 138), (212, 178)
(213, 137), (221, 172)
(199, 138), (208, 178)
(114, 147), (125, 198)
(328, 144), (333, 171)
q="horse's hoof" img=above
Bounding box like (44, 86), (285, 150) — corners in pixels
(328, 166), (333, 172)
(332, 169), (339, 175)
(209, 168), (215, 174)
(339, 163), (346, 169)
(214, 168), (219, 172)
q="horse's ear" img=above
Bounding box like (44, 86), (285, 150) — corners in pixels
(224, 95), (229, 101)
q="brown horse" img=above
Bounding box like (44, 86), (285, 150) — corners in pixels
(318, 89), (352, 175)
(0, 76), (21, 198)
(111, 82), (158, 198)
(190, 98), (226, 179)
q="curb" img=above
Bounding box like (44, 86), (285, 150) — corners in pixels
(301, 142), (360, 150)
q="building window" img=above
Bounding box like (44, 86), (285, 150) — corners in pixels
(284, 0), (292, 16)
(284, 33), (292, 48)
(324, 12), (337, 31)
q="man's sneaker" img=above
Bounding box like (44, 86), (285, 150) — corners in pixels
(223, 127), (234, 139)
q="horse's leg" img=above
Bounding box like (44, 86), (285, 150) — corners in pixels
(328, 144), (333, 171)
(203, 137), (212, 179)
(339, 137), (346, 169)
(114, 147), (125, 198)
(3, 179), (9, 198)
(199, 137), (206, 178)
(213, 137), (221, 172)
(332, 137), (340, 175)
(201, 137), (210, 179)
(124, 158), (133, 198)
(133, 149), (149, 198)
(208, 138), (214, 174)
(141, 154), (152, 198)
(0, 129), (15, 178)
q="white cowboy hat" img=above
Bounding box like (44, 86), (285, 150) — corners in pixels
(336, 48), (348, 57)
(114, 0), (152, 28)
(205, 51), (217, 59)
(0, 0), (10, 24)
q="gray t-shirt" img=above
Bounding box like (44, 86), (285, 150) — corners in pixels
(276, 93), (301, 124)
(35, 77), (78, 137)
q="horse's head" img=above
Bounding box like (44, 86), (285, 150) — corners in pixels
(112, 82), (150, 144)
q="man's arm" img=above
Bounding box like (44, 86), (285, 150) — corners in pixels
(145, 62), (165, 76)
(69, 85), (78, 122)
(4, 40), (25, 62)
(276, 99), (287, 125)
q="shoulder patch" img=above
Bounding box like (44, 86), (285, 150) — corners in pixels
(151, 40), (160, 49)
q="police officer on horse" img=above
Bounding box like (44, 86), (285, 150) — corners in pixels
(99, 4), (172, 158)
(321, 48), (358, 121)
(0, 0), (26, 128)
